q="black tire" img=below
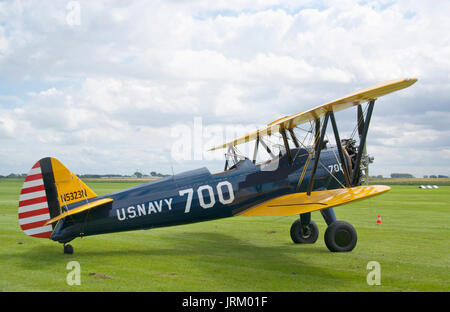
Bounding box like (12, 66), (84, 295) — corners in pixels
(290, 219), (319, 244)
(64, 244), (74, 254)
(324, 221), (357, 252)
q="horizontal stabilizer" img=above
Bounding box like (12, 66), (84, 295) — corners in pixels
(237, 185), (390, 217)
(45, 198), (113, 225)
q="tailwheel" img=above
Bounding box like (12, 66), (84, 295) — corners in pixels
(290, 219), (319, 244)
(324, 221), (357, 252)
(63, 244), (74, 255)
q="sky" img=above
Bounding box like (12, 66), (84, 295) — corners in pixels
(0, 0), (449, 177)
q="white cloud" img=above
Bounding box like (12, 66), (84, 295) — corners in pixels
(0, 0), (449, 176)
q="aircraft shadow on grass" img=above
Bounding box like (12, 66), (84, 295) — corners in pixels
(11, 231), (336, 285)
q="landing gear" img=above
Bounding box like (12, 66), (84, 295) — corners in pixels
(290, 208), (358, 252)
(290, 219), (319, 244)
(63, 244), (74, 254)
(324, 221), (357, 252)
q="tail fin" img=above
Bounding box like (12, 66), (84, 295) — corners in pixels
(18, 157), (97, 238)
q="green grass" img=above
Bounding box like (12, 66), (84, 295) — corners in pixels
(0, 178), (449, 291)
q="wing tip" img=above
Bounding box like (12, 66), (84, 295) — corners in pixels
(405, 77), (418, 85)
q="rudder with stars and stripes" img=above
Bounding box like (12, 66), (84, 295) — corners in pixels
(18, 157), (98, 239)
(18, 160), (57, 238)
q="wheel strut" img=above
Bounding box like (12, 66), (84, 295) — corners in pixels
(63, 244), (74, 254)
(290, 213), (319, 244)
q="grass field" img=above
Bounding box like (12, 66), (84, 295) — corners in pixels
(0, 178), (448, 292)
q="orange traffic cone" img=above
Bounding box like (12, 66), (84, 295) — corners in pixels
(376, 215), (382, 224)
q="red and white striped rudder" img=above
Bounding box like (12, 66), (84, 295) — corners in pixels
(18, 161), (53, 238)
(18, 157), (98, 239)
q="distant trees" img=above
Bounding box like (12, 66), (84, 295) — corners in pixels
(2, 173), (26, 178)
(78, 174), (124, 178)
(150, 171), (170, 177)
(427, 175), (450, 179)
(389, 174), (449, 179)
(0, 171), (168, 179)
(391, 173), (415, 178)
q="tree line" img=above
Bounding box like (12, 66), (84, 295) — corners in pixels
(388, 173), (448, 178)
(1, 172), (447, 179)
(0, 171), (170, 178)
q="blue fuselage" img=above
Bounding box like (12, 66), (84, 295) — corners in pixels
(51, 147), (350, 243)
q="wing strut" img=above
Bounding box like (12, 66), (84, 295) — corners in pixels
(259, 138), (275, 158)
(288, 128), (300, 148)
(307, 112), (330, 196)
(224, 145), (238, 171)
(357, 105), (365, 137)
(252, 135), (260, 164)
(280, 128), (292, 163)
(351, 100), (375, 185)
(224, 157), (229, 171)
(314, 119), (320, 148)
(329, 111), (351, 187)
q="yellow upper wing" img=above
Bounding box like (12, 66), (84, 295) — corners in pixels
(236, 185), (390, 217)
(209, 78), (417, 151)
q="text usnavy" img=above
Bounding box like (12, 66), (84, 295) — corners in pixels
(115, 181), (235, 221)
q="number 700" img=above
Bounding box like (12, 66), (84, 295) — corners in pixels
(179, 181), (235, 213)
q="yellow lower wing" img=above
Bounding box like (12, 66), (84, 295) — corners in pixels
(237, 185), (390, 217)
(45, 198), (113, 225)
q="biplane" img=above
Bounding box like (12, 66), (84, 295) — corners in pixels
(18, 78), (417, 254)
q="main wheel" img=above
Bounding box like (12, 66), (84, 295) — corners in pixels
(64, 244), (74, 254)
(324, 221), (357, 252)
(290, 219), (319, 244)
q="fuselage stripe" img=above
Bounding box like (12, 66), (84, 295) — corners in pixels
(19, 196), (47, 207)
(19, 213), (50, 225)
(23, 225), (53, 236)
(18, 208), (49, 219)
(22, 179), (45, 189)
(27, 167), (42, 176)
(19, 190), (46, 202)
(30, 231), (52, 238)
(18, 202), (48, 214)
(20, 219), (51, 231)
(20, 184), (45, 195)
(24, 173), (43, 182)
